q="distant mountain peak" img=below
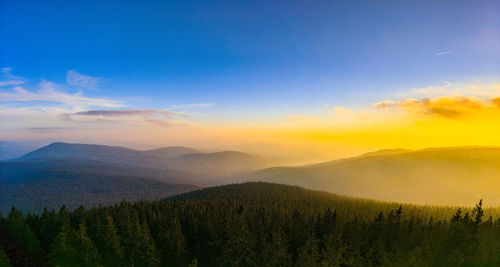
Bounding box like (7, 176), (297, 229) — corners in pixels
(14, 142), (270, 175)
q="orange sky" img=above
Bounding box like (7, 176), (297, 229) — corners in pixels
(2, 81), (500, 163)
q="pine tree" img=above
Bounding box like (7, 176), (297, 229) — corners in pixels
(222, 217), (256, 266)
(451, 208), (463, 223)
(188, 258), (198, 267)
(366, 238), (387, 266)
(259, 228), (291, 266)
(472, 199), (484, 226)
(38, 208), (63, 255)
(99, 215), (124, 266)
(129, 217), (159, 267)
(0, 248), (12, 267)
(158, 216), (187, 266)
(48, 223), (79, 267)
(321, 232), (345, 267)
(296, 234), (320, 266)
(5, 207), (42, 264)
(73, 224), (101, 266)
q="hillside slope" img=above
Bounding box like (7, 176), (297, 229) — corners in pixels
(143, 146), (201, 158)
(17, 142), (172, 169)
(165, 151), (269, 175)
(0, 166), (198, 214)
(14, 142), (271, 175)
(4, 182), (497, 267)
(245, 147), (500, 206)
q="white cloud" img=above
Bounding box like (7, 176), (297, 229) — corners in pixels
(0, 80), (24, 87)
(396, 82), (500, 99)
(332, 106), (354, 116)
(0, 67), (25, 87)
(0, 80), (123, 109)
(435, 51), (451, 56)
(66, 70), (99, 89)
(168, 103), (215, 110)
(64, 108), (186, 127)
(0, 70), (213, 137)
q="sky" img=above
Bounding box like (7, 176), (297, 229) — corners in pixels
(1, 0), (499, 161)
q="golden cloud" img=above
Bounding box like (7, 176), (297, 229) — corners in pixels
(374, 96), (500, 118)
(492, 97), (500, 108)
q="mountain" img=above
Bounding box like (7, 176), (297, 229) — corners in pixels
(0, 165), (198, 214)
(0, 159), (210, 185)
(0, 143), (208, 214)
(168, 182), (478, 219)
(10, 142), (500, 209)
(243, 146), (500, 206)
(14, 142), (270, 175)
(0, 140), (52, 160)
(17, 142), (165, 169)
(143, 146), (201, 158)
(0, 142), (274, 213)
(4, 182), (498, 267)
(165, 151), (269, 175)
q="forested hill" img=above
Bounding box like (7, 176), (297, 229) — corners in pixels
(245, 146), (500, 206)
(2, 182), (500, 266)
(170, 182), (500, 221)
(0, 142), (274, 214)
(14, 142), (272, 175)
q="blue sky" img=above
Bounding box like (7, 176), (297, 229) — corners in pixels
(1, 0), (499, 155)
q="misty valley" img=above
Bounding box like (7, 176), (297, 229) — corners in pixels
(2, 142), (500, 214)
(2, 0), (499, 265)
(2, 143), (500, 266)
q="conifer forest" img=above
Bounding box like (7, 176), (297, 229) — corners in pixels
(1, 183), (500, 267)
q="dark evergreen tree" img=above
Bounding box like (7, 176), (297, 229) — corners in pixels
(222, 217), (256, 266)
(0, 248), (12, 267)
(1, 182), (499, 266)
(157, 216), (187, 266)
(296, 233), (320, 266)
(48, 223), (80, 267)
(98, 215), (124, 266)
(472, 199), (484, 226)
(73, 224), (101, 266)
(321, 232), (345, 267)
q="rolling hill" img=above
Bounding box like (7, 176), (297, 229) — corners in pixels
(0, 166), (198, 214)
(14, 142), (271, 175)
(165, 151), (267, 175)
(143, 146), (201, 158)
(17, 142), (175, 169)
(0, 142), (273, 213)
(5, 142), (500, 211)
(242, 146), (500, 206)
(3, 182), (499, 267)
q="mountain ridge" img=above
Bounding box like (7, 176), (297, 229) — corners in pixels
(239, 146), (500, 206)
(12, 142), (271, 175)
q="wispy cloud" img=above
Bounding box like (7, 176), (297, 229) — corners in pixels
(435, 51), (451, 56)
(0, 81), (24, 87)
(72, 109), (173, 117)
(0, 70), (216, 135)
(66, 70), (99, 89)
(0, 67), (25, 87)
(399, 82), (500, 98)
(332, 106), (354, 116)
(0, 80), (123, 109)
(169, 103), (215, 110)
(29, 127), (72, 132)
(66, 109), (177, 126)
